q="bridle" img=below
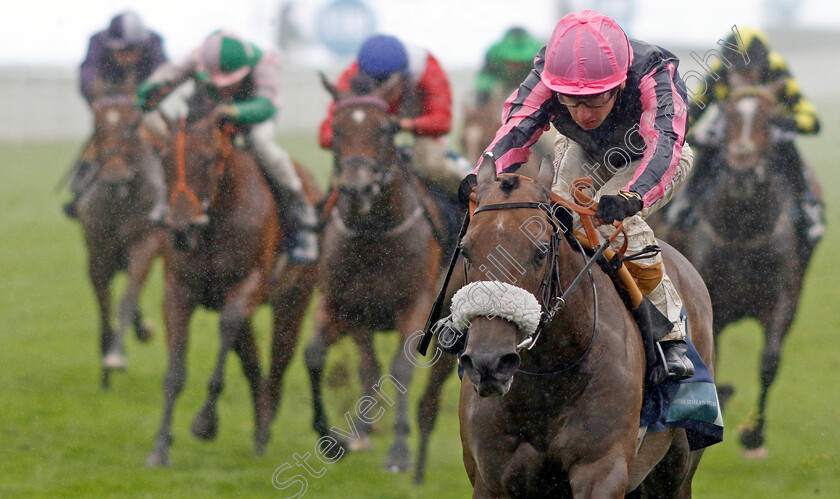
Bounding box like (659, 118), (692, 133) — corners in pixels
(463, 177), (628, 375)
(328, 95), (420, 236)
(168, 117), (234, 226)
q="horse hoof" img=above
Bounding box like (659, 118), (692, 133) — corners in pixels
(103, 352), (127, 370)
(191, 412), (218, 440)
(146, 451), (170, 468)
(384, 442), (412, 472)
(741, 446), (768, 460)
(136, 319), (155, 342)
(348, 434), (372, 452)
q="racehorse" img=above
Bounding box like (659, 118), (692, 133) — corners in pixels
(660, 86), (818, 458)
(75, 92), (165, 389)
(456, 154), (715, 497)
(145, 101), (319, 467)
(308, 73), (454, 471)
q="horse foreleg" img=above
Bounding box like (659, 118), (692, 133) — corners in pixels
(304, 297), (342, 437)
(147, 280), (193, 467)
(232, 321), (263, 451)
(110, 234), (161, 369)
(414, 351), (456, 484)
(255, 280), (312, 455)
(568, 453), (632, 499)
(192, 271), (262, 441)
(743, 290), (799, 457)
(89, 257), (115, 389)
(350, 328), (380, 451)
(383, 295), (430, 472)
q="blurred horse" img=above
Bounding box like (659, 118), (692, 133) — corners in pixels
(76, 92), (165, 389)
(308, 73), (455, 471)
(660, 86), (818, 458)
(460, 87), (554, 170)
(455, 155), (714, 497)
(145, 101), (319, 467)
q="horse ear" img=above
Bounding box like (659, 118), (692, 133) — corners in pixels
(319, 72), (341, 101)
(477, 152), (497, 186)
(536, 154), (555, 189)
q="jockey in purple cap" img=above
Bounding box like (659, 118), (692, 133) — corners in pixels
(478, 10), (696, 380)
(64, 11), (168, 221)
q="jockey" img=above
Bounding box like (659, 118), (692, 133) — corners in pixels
(474, 27), (544, 107)
(64, 11), (168, 221)
(686, 27), (823, 252)
(137, 30), (319, 263)
(479, 10), (695, 379)
(318, 34), (472, 196)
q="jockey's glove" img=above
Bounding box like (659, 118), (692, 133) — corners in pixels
(595, 190), (643, 224)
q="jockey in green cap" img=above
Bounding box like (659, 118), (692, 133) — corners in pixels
(137, 30), (318, 263)
(474, 27), (544, 107)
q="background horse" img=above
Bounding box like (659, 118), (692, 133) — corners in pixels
(459, 87), (554, 170)
(145, 103), (319, 467)
(76, 92), (165, 389)
(456, 155), (715, 497)
(308, 73), (456, 471)
(659, 86), (818, 458)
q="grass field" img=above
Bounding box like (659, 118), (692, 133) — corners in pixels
(1, 99), (838, 498)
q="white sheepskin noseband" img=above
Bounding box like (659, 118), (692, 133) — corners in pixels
(450, 281), (542, 335)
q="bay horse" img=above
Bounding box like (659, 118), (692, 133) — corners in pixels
(145, 103), (319, 467)
(75, 93), (165, 389)
(456, 154), (715, 497)
(308, 73), (455, 471)
(660, 86), (819, 458)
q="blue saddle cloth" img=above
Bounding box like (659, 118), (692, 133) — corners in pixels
(640, 334), (724, 451)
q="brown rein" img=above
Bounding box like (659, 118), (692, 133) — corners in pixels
(170, 118), (234, 222)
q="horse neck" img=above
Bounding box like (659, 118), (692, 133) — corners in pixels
(214, 149), (270, 215)
(704, 163), (786, 241)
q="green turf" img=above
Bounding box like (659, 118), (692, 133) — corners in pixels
(0, 106), (838, 497)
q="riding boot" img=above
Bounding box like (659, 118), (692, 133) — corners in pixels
(143, 158), (168, 226)
(283, 189), (320, 264)
(647, 274), (695, 381)
(258, 152), (319, 263)
(248, 122), (319, 264)
(63, 159), (96, 218)
(773, 141), (825, 254)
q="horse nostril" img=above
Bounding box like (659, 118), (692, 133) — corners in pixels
(496, 353), (521, 378)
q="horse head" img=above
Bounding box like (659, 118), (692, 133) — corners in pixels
(457, 154), (558, 397)
(91, 95), (144, 187)
(720, 86), (778, 197)
(321, 72), (403, 219)
(461, 88), (506, 164)
(160, 109), (233, 250)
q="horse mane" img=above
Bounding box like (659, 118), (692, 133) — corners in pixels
(499, 175), (520, 197)
(729, 85), (777, 104)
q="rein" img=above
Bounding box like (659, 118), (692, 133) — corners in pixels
(170, 117), (203, 216)
(169, 118), (234, 223)
(470, 199), (602, 375)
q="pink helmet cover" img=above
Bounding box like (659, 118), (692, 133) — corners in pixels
(541, 10), (632, 95)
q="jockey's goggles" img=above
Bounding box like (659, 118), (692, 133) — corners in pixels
(557, 87), (619, 108)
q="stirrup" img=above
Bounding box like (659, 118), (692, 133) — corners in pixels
(656, 340), (695, 381)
